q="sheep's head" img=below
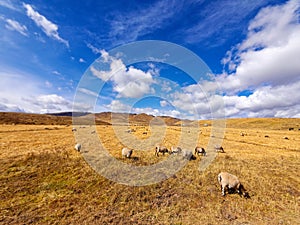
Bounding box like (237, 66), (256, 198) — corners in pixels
(243, 192), (250, 199)
(238, 184), (250, 199)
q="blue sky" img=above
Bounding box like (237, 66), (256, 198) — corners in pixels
(0, 0), (299, 119)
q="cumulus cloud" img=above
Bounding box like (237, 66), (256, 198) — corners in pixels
(23, 94), (72, 113)
(106, 100), (131, 112)
(223, 81), (300, 118)
(164, 1), (300, 119)
(23, 3), (69, 47)
(0, 68), (73, 113)
(5, 19), (28, 36)
(197, 0), (300, 118)
(91, 50), (155, 98)
(0, 100), (24, 112)
(220, 0), (300, 93)
(132, 107), (181, 118)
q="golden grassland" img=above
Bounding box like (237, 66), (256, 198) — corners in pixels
(0, 118), (299, 224)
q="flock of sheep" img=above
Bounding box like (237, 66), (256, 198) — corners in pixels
(73, 126), (249, 198)
(121, 144), (213, 159)
(121, 144), (249, 198)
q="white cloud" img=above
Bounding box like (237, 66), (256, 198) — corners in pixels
(160, 100), (168, 107)
(0, 67), (73, 113)
(104, 100), (182, 119)
(23, 3), (69, 47)
(91, 50), (155, 98)
(220, 0), (300, 93)
(5, 19), (28, 36)
(52, 70), (61, 75)
(168, 82), (220, 119)
(78, 88), (99, 98)
(160, 80), (173, 93)
(131, 107), (181, 118)
(194, 0), (300, 118)
(86, 43), (102, 54)
(45, 80), (52, 88)
(113, 66), (154, 98)
(0, 0), (21, 11)
(79, 58), (86, 63)
(0, 69), (41, 112)
(23, 94), (72, 113)
(0, 101), (24, 112)
(106, 100), (131, 112)
(240, 1), (299, 51)
(223, 81), (300, 118)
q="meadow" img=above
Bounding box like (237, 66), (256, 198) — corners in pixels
(0, 115), (299, 224)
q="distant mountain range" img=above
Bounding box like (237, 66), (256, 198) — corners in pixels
(1, 112), (299, 130)
(0, 111), (188, 126)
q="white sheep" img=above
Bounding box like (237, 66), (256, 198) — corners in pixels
(170, 146), (182, 155)
(122, 147), (133, 158)
(214, 144), (225, 153)
(74, 143), (81, 151)
(155, 144), (169, 157)
(194, 146), (206, 156)
(217, 172), (250, 198)
(181, 149), (195, 160)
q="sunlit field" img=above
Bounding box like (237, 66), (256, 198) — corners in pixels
(0, 116), (299, 224)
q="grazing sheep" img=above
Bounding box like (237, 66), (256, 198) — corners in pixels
(155, 144), (169, 157)
(72, 128), (77, 132)
(126, 129), (136, 133)
(217, 172), (250, 198)
(74, 143), (81, 151)
(181, 149), (195, 160)
(122, 147), (133, 158)
(170, 146), (182, 155)
(194, 146), (206, 156)
(214, 145), (225, 153)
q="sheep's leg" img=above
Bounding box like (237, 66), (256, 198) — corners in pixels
(221, 185), (226, 196)
(221, 185), (227, 196)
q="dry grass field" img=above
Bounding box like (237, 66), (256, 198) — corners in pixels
(0, 113), (299, 224)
